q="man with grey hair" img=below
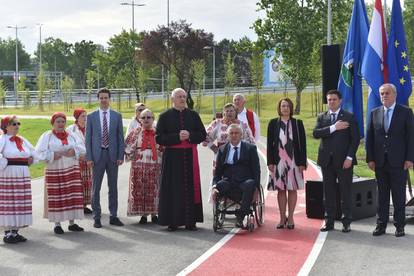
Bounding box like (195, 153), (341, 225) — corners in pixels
(366, 83), (414, 237)
(213, 123), (261, 228)
(156, 88), (206, 231)
(233, 93), (261, 141)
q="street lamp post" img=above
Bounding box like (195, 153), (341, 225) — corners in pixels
(37, 23), (43, 70)
(6, 25), (27, 107)
(203, 44), (216, 116)
(120, 0), (146, 32)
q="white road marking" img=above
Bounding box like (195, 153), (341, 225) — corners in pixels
(177, 139), (269, 275)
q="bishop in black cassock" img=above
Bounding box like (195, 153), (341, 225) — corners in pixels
(156, 88), (207, 231)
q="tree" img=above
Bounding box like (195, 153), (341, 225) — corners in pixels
(224, 53), (236, 104)
(85, 69), (96, 107)
(0, 80), (6, 108)
(37, 69), (46, 111)
(94, 30), (143, 101)
(137, 66), (148, 103)
(254, 0), (353, 113)
(18, 76), (30, 109)
(191, 59), (205, 112)
(404, 0), (414, 69)
(35, 37), (72, 75)
(61, 76), (74, 112)
(250, 47), (264, 116)
(71, 40), (98, 89)
(142, 20), (213, 109)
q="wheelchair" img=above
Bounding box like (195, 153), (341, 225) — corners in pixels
(212, 183), (265, 232)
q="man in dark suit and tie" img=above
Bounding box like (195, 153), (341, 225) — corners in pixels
(366, 83), (414, 237)
(86, 88), (125, 228)
(213, 124), (261, 228)
(313, 89), (360, 233)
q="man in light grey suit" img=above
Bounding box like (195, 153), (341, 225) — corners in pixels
(86, 88), (125, 228)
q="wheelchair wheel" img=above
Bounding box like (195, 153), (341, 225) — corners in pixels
(213, 198), (219, 232)
(255, 185), (265, 226)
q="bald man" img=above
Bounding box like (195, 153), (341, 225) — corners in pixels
(233, 93), (261, 141)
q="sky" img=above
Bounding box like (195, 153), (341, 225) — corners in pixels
(0, 0), (261, 56)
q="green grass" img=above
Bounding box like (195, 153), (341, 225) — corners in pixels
(4, 90), (413, 181)
(15, 119), (51, 178)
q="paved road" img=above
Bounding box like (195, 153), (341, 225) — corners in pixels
(0, 139), (268, 276)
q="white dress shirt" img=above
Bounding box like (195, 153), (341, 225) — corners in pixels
(237, 108), (261, 141)
(99, 108), (111, 131)
(226, 141), (242, 165)
(383, 102), (396, 131)
(329, 108), (341, 134)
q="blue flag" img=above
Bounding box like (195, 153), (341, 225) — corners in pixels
(387, 0), (412, 105)
(338, 0), (369, 138)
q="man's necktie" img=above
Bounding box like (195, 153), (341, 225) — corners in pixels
(331, 113), (337, 123)
(384, 108), (391, 132)
(233, 146), (238, 164)
(102, 111), (109, 148)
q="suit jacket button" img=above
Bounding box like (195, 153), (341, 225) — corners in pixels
(385, 135), (388, 138)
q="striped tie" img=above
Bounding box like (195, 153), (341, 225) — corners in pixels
(102, 111), (109, 148)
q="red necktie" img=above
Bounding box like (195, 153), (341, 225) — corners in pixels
(102, 111), (109, 148)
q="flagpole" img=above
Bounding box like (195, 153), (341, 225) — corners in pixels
(327, 0), (332, 45)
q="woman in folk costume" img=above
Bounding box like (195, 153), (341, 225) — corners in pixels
(126, 103), (146, 137)
(125, 109), (162, 224)
(0, 116), (37, 244)
(36, 112), (85, 235)
(66, 108), (93, 214)
(203, 103), (255, 168)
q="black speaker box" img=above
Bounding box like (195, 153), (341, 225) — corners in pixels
(321, 44), (344, 104)
(306, 177), (377, 220)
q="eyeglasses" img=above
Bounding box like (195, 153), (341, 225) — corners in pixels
(11, 122), (21, 126)
(140, 116), (153, 120)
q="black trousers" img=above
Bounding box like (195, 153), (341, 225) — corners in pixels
(321, 162), (353, 226)
(375, 159), (407, 228)
(216, 179), (256, 217)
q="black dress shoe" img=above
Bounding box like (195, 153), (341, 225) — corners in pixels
(342, 224), (351, 233)
(54, 226), (64, 235)
(167, 225), (177, 232)
(14, 234), (27, 242)
(320, 224), (334, 232)
(276, 218), (287, 229)
(84, 207), (93, 214)
(185, 225), (198, 231)
(395, 227), (405, 237)
(287, 224), (295, 230)
(151, 215), (158, 224)
(3, 235), (18, 244)
(372, 225), (386, 236)
(139, 216), (148, 224)
(109, 217), (124, 226)
(94, 219), (102, 228)
(68, 224), (84, 232)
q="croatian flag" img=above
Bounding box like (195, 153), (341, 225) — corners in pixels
(361, 0), (388, 119)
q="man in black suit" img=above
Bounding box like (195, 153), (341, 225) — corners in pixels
(366, 83), (414, 237)
(313, 89), (360, 233)
(213, 124), (261, 227)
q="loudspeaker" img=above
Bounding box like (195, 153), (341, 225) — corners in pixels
(306, 180), (341, 219)
(305, 177), (377, 221)
(321, 44), (343, 104)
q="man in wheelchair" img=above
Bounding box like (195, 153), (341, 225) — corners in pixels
(212, 124), (261, 228)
